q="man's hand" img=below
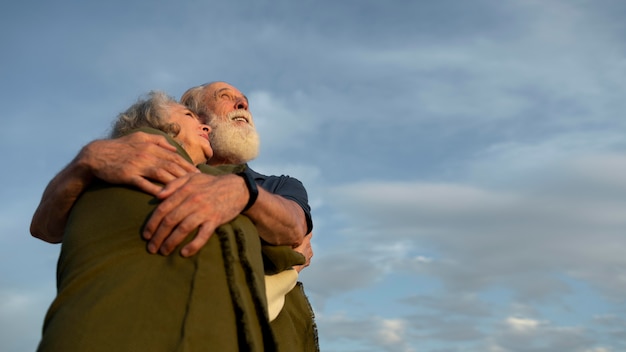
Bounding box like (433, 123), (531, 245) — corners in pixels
(292, 232), (313, 273)
(143, 173), (249, 257)
(30, 131), (198, 243)
(83, 132), (199, 196)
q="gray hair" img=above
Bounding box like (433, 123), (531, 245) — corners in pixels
(110, 91), (180, 138)
(180, 82), (214, 122)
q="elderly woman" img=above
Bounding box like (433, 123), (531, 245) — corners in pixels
(37, 92), (304, 352)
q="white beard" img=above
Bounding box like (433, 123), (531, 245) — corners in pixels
(208, 117), (260, 164)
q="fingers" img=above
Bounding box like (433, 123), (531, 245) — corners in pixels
(180, 224), (216, 257)
(143, 192), (186, 246)
(133, 149), (197, 183)
(146, 203), (217, 257)
(157, 207), (210, 255)
(155, 174), (197, 199)
(156, 217), (198, 256)
(143, 177), (210, 254)
(145, 148), (198, 177)
(143, 175), (200, 243)
(143, 173), (246, 257)
(88, 131), (198, 187)
(130, 177), (164, 196)
(292, 232), (313, 272)
(293, 232), (313, 251)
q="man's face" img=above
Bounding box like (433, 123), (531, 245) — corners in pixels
(202, 82), (260, 164)
(204, 82), (251, 121)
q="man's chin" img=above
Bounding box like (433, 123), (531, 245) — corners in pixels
(209, 120), (260, 163)
(211, 139), (259, 164)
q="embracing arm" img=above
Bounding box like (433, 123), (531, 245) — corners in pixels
(144, 172), (310, 257)
(30, 132), (198, 243)
(244, 186), (308, 246)
(30, 154), (95, 243)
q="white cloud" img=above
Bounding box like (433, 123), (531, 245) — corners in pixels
(506, 316), (541, 333)
(324, 148), (626, 305)
(378, 319), (406, 344)
(7, 0), (626, 351)
(317, 313), (415, 352)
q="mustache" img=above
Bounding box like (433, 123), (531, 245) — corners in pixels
(225, 109), (253, 123)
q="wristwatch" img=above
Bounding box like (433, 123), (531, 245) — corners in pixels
(237, 171), (258, 212)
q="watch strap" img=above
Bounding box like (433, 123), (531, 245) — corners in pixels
(237, 171), (258, 212)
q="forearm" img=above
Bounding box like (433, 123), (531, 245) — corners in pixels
(32, 131), (197, 244)
(30, 153), (94, 243)
(142, 169), (312, 256)
(244, 186), (308, 246)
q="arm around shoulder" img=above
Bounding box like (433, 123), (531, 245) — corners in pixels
(31, 132), (198, 243)
(30, 149), (95, 243)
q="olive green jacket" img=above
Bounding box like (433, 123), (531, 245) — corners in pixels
(38, 128), (304, 352)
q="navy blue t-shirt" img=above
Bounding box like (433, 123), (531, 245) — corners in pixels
(246, 168), (313, 234)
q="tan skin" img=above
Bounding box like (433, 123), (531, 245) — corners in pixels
(145, 82), (308, 256)
(293, 232), (313, 273)
(30, 132), (198, 243)
(31, 82), (309, 259)
(165, 103), (213, 164)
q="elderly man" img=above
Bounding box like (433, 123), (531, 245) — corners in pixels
(31, 81), (318, 351)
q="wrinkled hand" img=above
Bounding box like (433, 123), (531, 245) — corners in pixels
(292, 232), (313, 273)
(143, 173), (248, 257)
(81, 132), (198, 195)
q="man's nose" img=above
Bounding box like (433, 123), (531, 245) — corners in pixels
(235, 97), (248, 110)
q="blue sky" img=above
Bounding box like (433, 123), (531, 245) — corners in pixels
(2, 0), (626, 351)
